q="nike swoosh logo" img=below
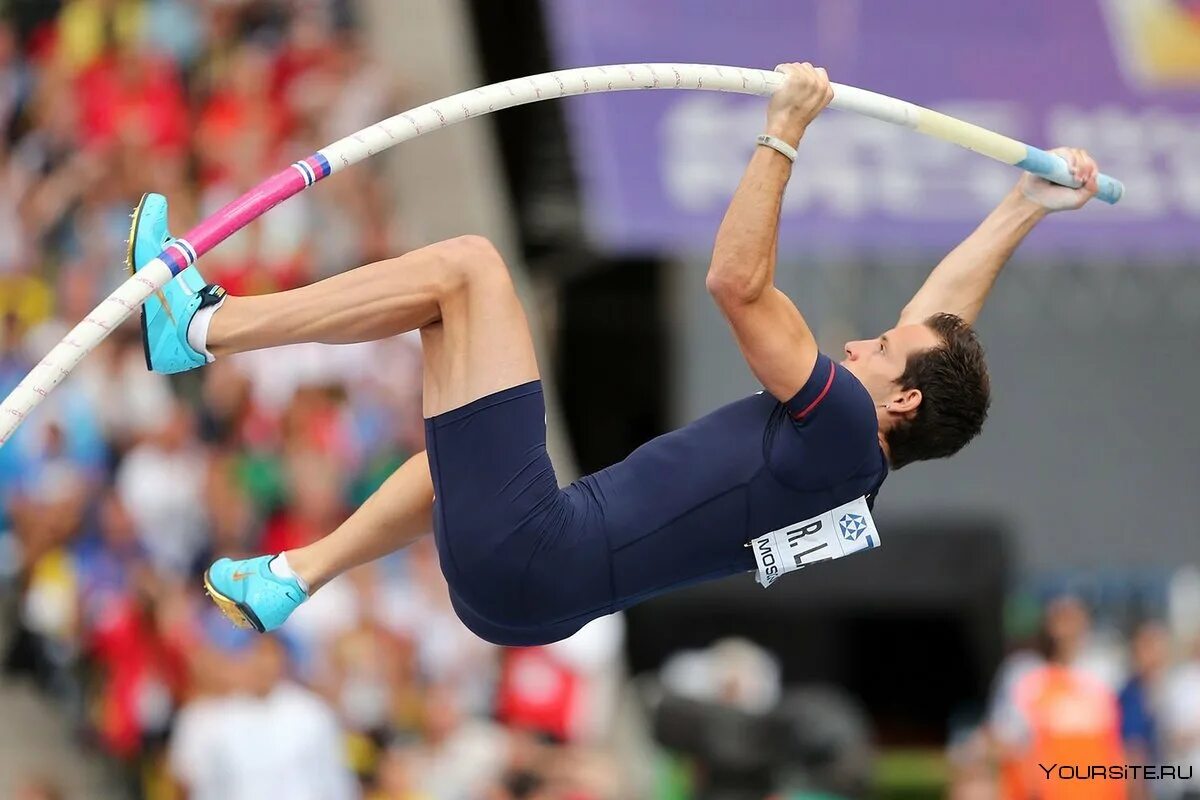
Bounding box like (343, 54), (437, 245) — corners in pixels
(231, 571), (254, 581)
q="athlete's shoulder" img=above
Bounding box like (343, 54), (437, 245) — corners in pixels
(782, 353), (875, 429)
(771, 354), (882, 487)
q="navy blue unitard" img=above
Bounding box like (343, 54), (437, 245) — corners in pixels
(423, 353), (888, 646)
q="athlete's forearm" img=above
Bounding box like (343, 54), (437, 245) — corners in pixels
(287, 451), (434, 591)
(900, 190), (1047, 326)
(706, 139), (795, 304)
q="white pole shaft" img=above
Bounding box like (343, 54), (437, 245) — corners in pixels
(0, 64), (1122, 447)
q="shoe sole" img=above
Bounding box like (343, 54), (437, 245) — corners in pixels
(125, 192), (175, 372)
(123, 193), (144, 279)
(203, 569), (266, 633)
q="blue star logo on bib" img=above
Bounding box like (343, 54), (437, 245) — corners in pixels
(839, 513), (867, 541)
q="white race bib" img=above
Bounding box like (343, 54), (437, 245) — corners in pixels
(750, 496), (880, 588)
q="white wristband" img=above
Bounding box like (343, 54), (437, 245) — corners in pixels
(756, 134), (797, 163)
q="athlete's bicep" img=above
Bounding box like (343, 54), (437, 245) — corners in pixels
(714, 286), (819, 403)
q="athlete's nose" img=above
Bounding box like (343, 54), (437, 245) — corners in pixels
(844, 341), (858, 360)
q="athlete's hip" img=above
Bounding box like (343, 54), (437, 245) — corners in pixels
(423, 380), (615, 629)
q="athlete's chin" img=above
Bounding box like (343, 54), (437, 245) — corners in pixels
(841, 360), (876, 396)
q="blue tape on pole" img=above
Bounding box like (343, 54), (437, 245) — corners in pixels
(1018, 146), (1124, 205)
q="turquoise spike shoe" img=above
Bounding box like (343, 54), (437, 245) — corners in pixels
(127, 193), (220, 374)
(203, 555), (309, 633)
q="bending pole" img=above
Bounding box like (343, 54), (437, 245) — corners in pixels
(0, 63), (1124, 446)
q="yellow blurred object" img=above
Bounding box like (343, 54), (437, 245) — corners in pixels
(56, 0), (145, 72)
(1140, 3), (1200, 77)
(0, 274), (53, 332)
(24, 548), (79, 642)
(1104, 0), (1200, 86)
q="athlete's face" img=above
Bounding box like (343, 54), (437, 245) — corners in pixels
(841, 323), (942, 415)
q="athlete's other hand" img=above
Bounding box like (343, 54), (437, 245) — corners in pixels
(1017, 146), (1099, 212)
(766, 62), (834, 147)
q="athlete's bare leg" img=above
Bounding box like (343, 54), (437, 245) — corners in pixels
(288, 451), (434, 591)
(207, 235), (539, 590)
(208, 235), (538, 416)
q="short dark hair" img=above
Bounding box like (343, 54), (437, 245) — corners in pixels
(885, 313), (990, 469)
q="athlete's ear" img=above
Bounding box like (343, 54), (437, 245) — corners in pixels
(887, 387), (922, 414)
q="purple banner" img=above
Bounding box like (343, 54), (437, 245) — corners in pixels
(544, 0), (1200, 257)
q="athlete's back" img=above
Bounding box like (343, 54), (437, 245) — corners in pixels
(579, 352), (888, 608)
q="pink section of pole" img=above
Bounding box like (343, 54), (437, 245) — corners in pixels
(173, 165), (312, 270)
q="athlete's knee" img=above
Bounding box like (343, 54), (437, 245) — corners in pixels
(447, 234), (502, 263)
(436, 235), (512, 295)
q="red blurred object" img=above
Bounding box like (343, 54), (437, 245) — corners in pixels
(85, 597), (190, 758)
(76, 53), (189, 156)
(495, 647), (582, 743)
(195, 89), (285, 187)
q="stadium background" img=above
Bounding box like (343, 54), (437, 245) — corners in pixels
(0, 0), (1198, 798)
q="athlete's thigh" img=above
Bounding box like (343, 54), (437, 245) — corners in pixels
(419, 246), (539, 418)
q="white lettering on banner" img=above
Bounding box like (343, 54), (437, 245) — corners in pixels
(750, 496), (880, 589)
(662, 96), (1021, 219)
(661, 96), (1200, 220)
(661, 94), (750, 213)
(1047, 107), (1200, 217)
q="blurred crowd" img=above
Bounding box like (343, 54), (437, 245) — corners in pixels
(3, 4), (1200, 800)
(949, 581), (1200, 800)
(0, 1), (625, 798)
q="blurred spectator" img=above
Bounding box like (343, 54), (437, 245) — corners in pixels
(660, 636), (783, 714)
(75, 41), (189, 157)
(75, 489), (148, 625)
(379, 537), (497, 712)
(72, 326), (175, 448)
(10, 73), (96, 262)
(369, 742), (432, 800)
(990, 598), (1129, 800)
(115, 401), (209, 575)
(86, 583), (188, 763)
(410, 681), (509, 800)
(140, 0), (205, 71)
(0, 3), (1195, 799)
(987, 595), (1126, 745)
(494, 614), (625, 745)
(323, 604), (422, 739)
(5, 0), (63, 51)
(1162, 638), (1200, 800)
(12, 775), (64, 800)
(1042, 594), (1127, 689)
(168, 635), (358, 800)
(56, 0), (144, 74)
(947, 729), (1002, 800)
(196, 40), (312, 293)
(1119, 621), (1171, 799)
(0, 21), (32, 142)
(487, 768), (553, 800)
